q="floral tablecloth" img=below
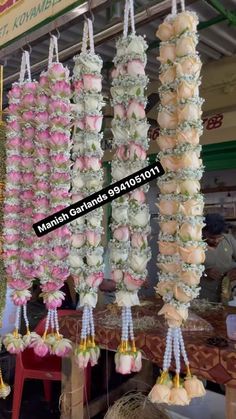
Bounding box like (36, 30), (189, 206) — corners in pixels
(59, 300), (236, 387)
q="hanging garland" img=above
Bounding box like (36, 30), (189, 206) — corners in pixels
(110, 0), (151, 374)
(31, 36), (72, 357)
(3, 52), (37, 354)
(148, 1), (206, 405)
(70, 19), (104, 368)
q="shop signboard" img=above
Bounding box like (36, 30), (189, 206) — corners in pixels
(0, 0), (81, 47)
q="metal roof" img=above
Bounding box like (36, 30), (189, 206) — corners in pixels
(2, 0), (236, 102)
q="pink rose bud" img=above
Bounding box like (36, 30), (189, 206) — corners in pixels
(71, 233), (86, 248)
(77, 119), (85, 130)
(51, 132), (69, 146)
(22, 190), (34, 200)
(46, 299), (63, 310)
(8, 103), (20, 115)
(21, 157), (33, 169)
(22, 111), (34, 122)
(9, 84), (21, 99)
(83, 74), (102, 92)
(86, 272), (104, 288)
(23, 173), (34, 183)
(34, 342), (49, 357)
(35, 111), (49, 124)
(5, 234), (20, 244)
(85, 115), (103, 132)
(8, 137), (21, 147)
(51, 80), (71, 96)
(22, 93), (35, 106)
(24, 81), (37, 92)
(39, 74), (49, 87)
(37, 148), (49, 158)
(7, 155), (21, 164)
(114, 104), (126, 119)
(114, 226), (130, 242)
(9, 279), (28, 290)
(127, 101), (145, 119)
(124, 272), (144, 291)
(36, 129), (50, 142)
(37, 94), (48, 107)
(115, 353), (133, 375)
(73, 79), (84, 93)
(127, 60), (145, 76)
(50, 115), (71, 126)
(86, 231), (101, 247)
(72, 193), (84, 202)
(49, 62), (66, 78)
(84, 156), (101, 171)
(130, 189), (146, 203)
(116, 145), (129, 161)
(74, 157), (85, 171)
(36, 163), (50, 174)
(111, 270), (123, 283)
(54, 246), (69, 259)
(23, 126), (35, 139)
(129, 143), (146, 160)
(23, 140), (34, 151)
(131, 232), (148, 248)
(8, 120), (21, 131)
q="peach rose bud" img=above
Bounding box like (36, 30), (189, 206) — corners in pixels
(156, 280), (174, 297)
(159, 220), (178, 235)
(159, 67), (176, 85)
(177, 128), (200, 146)
(127, 101), (145, 119)
(181, 270), (201, 286)
(158, 180), (178, 194)
(157, 262), (180, 274)
(127, 60), (145, 76)
(177, 80), (199, 100)
(158, 135), (176, 151)
(178, 103), (202, 123)
(176, 36), (197, 57)
(174, 285), (192, 303)
(156, 21), (174, 41)
(174, 11), (198, 35)
(158, 303), (188, 326)
(180, 200), (204, 216)
(176, 56), (202, 77)
(159, 241), (178, 256)
(178, 180), (200, 195)
(156, 200), (179, 216)
(159, 44), (176, 63)
(169, 387), (190, 406)
(148, 383), (171, 403)
(179, 223), (202, 241)
(179, 246), (205, 264)
(158, 109), (178, 130)
(160, 91), (177, 107)
(184, 376), (206, 398)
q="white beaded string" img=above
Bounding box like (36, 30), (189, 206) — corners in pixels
(87, 18), (95, 54)
(180, 0), (185, 11)
(124, 307), (129, 344)
(82, 20), (89, 54)
(171, 0), (177, 16)
(121, 307), (126, 342)
(44, 310), (51, 336)
(19, 51), (26, 85)
(81, 305), (89, 340)
(48, 35), (59, 68)
(14, 306), (21, 331)
(129, 0), (135, 35)
(53, 308), (60, 335)
(178, 328), (189, 367)
(163, 327), (173, 371)
(89, 307), (95, 338)
(23, 304), (30, 331)
(173, 327), (181, 374)
(25, 51), (32, 82)
(50, 308), (55, 332)
(127, 307), (134, 341)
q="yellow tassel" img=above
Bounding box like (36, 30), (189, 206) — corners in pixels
(186, 364), (191, 377)
(131, 339), (136, 352)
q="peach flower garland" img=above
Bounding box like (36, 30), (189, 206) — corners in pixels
(148, 4), (206, 405)
(110, 0), (151, 374)
(70, 20), (104, 368)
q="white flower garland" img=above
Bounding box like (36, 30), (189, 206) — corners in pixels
(110, 0), (151, 375)
(70, 19), (104, 368)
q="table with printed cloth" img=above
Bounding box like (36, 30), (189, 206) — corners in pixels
(59, 300), (236, 419)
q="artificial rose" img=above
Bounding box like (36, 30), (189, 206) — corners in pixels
(181, 270), (201, 286)
(129, 207), (150, 228)
(116, 290), (140, 307)
(178, 180), (200, 195)
(158, 180), (178, 194)
(129, 252), (150, 273)
(86, 272), (103, 288)
(159, 44), (176, 63)
(53, 338), (72, 357)
(114, 104), (126, 119)
(86, 252), (103, 267)
(84, 156), (101, 171)
(116, 145), (129, 161)
(127, 101), (145, 120)
(71, 234), (86, 248)
(114, 226), (130, 242)
(157, 200), (179, 216)
(79, 292), (98, 308)
(159, 241), (178, 256)
(161, 153), (201, 171)
(156, 21), (174, 41)
(131, 232), (148, 249)
(85, 115), (103, 132)
(83, 74), (102, 92)
(180, 199), (204, 216)
(130, 189), (146, 204)
(174, 11), (198, 35)
(129, 120), (149, 139)
(157, 262), (180, 273)
(169, 387), (190, 406)
(174, 285), (192, 303)
(184, 376), (206, 398)
(158, 135), (176, 151)
(177, 80), (199, 100)
(112, 162), (128, 181)
(0, 384), (11, 400)
(178, 103), (202, 123)
(127, 60), (145, 76)
(110, 247), (129, 264)
(148, 383), (171, 403)
(160, 220), (178, 235)
(75, 350), (90, 369)
(158, 109), (178, 129)
(179, 246), (205, 264)
(176, 36), (197, 58)
(158, 303), (188, 327)
(112, 269), (123, 283)
(127, 37), (146, 54)
(123, 272), (144, 291)
(159, 66), (176, 85)
(160, 91), (177, 107)
(156, 280), (174, 296)
(86, 231), (101, 247)
(90, 346), (101, 366)
(179, 223), (202, 241)
(176, 56), (202, 78)
(129, 143), (146, 161)
(68, 254), (84, 268)
(112, 206), (128, 223)
(115, 353), (132, 375)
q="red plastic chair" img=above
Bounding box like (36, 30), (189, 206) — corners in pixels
(12, 309), (91, 419)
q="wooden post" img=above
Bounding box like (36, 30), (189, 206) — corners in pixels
(226, 385), (236, 419)
(61, 350), (84, 419)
